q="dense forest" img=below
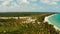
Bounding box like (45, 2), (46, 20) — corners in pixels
(0, 12), (55, 17)
(0, 12), (59, 34)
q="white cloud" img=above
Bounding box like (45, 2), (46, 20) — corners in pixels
(40, 0), (59, 5)
(41, 0), (50, 3)
(0, 0), (30, 7)
(50, 2), (57, 5)
(18, 0), (29, 4)
(0, 0), (4, 1)
(2, 0), (13, 6)
(52, 0), (59, 1)
(0, 0), (38, 12)
(0, 4), (39, 12)
(30, 0), (37, 2)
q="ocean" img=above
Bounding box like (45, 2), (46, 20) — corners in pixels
(47, 14), (60, 30)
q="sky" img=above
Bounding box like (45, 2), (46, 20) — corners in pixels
(0, 0), (60, 12)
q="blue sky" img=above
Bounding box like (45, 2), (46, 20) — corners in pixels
(0, 0), (60, 12)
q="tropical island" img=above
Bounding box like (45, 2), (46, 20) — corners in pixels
(0, 12), (60, 34)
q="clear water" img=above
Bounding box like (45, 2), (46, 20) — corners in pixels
(48, 14), (60, 30)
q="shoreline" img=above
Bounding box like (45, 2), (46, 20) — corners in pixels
(45, 14), (60, 30)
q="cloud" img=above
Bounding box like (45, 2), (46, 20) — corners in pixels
(1, 0), (13, 6)
(40, 0), (50, 3)
(0, 0), (30, 7)
(40, 0), (59, 5)
(30, 0), (37, 2)
(50, 2), (57, 5)
(0, 2), (39, 12)
(0, 0), (5, 1)
(0, 0), (60, 12)
(17, 0), (30, 4)
(0, 0), (39, 12)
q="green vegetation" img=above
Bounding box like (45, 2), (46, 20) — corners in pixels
(0, 12), (59, 34)
(0, 19), (16, 22)
(0, 12), (55, 17)
(0, 21), (59, 34)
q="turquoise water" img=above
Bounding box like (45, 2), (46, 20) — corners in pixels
(48, 14), (60, 30)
